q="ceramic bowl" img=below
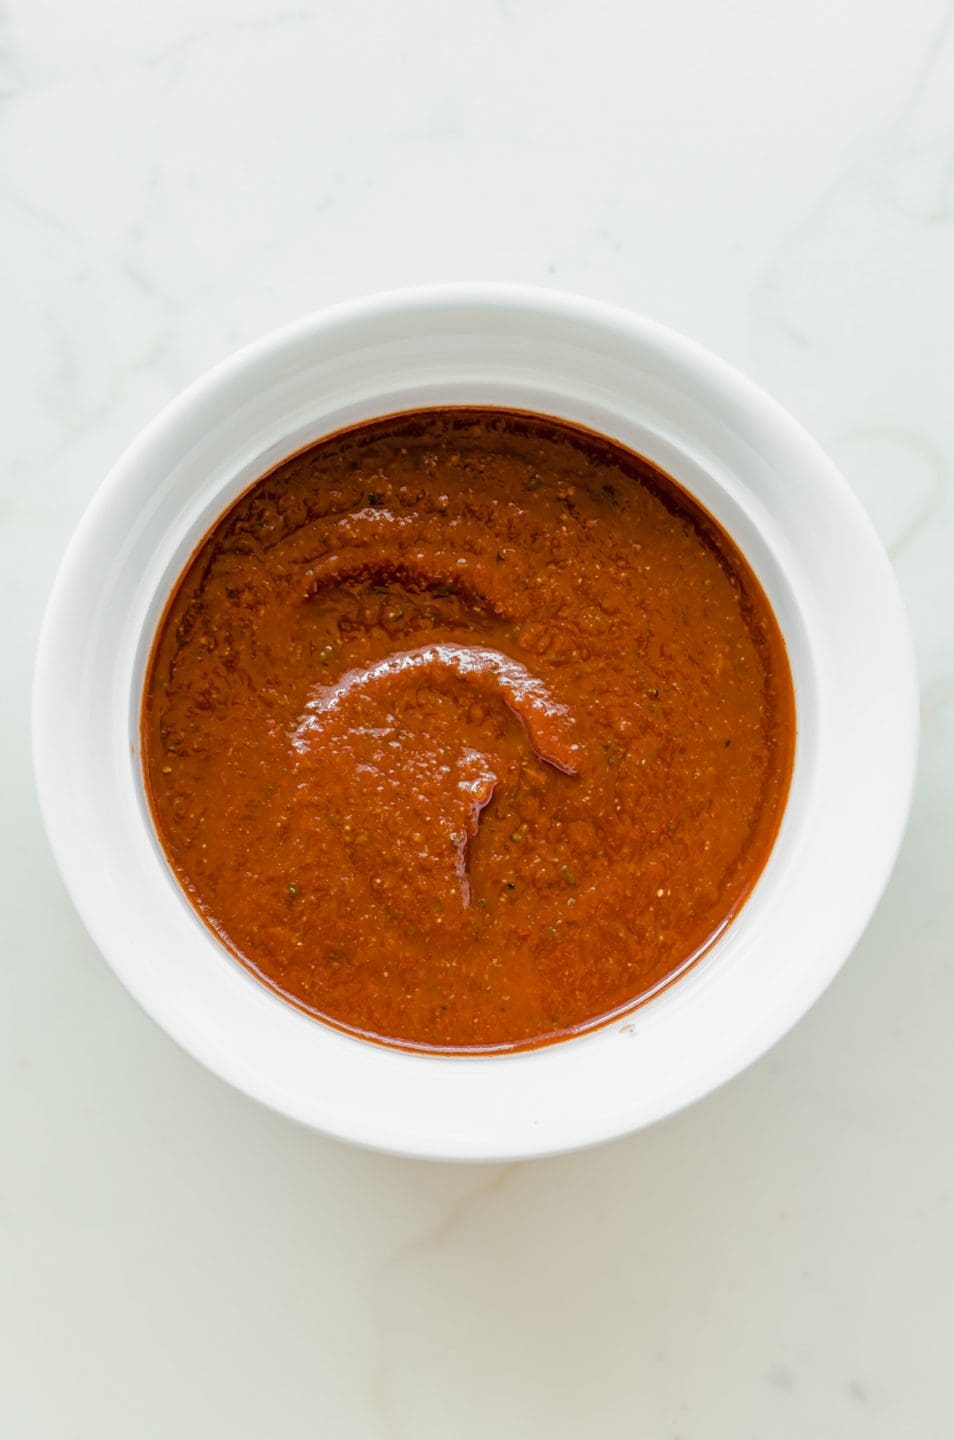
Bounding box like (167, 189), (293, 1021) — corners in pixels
(33, 285), (917, 1159)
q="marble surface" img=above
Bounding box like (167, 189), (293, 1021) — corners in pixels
(2, 1), (953, 1434)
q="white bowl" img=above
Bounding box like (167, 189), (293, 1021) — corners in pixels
(33, 285), (917, 1160)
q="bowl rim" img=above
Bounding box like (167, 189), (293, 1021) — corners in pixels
(32, 282), (919, 1159)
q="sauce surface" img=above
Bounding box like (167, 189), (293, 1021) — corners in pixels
(143, 409), (795, 1051)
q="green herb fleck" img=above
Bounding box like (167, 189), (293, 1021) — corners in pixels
(287, 881), (300, 898)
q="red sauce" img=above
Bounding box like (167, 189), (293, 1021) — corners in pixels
(143, 409), (795, 1052)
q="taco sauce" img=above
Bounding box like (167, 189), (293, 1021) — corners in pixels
(142, 409), (795, 1051)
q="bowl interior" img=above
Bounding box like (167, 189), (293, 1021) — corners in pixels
(34, 288), (916, 1159)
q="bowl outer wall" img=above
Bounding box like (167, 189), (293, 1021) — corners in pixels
(32, 285), (918, 1160)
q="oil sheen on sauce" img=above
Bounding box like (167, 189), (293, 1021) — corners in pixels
(142, 408), (796, 1052)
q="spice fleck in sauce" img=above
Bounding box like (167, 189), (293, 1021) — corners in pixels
(143, 409), (795, 1051)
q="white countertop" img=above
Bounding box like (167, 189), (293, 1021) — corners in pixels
(3, 1), (953, 1435)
